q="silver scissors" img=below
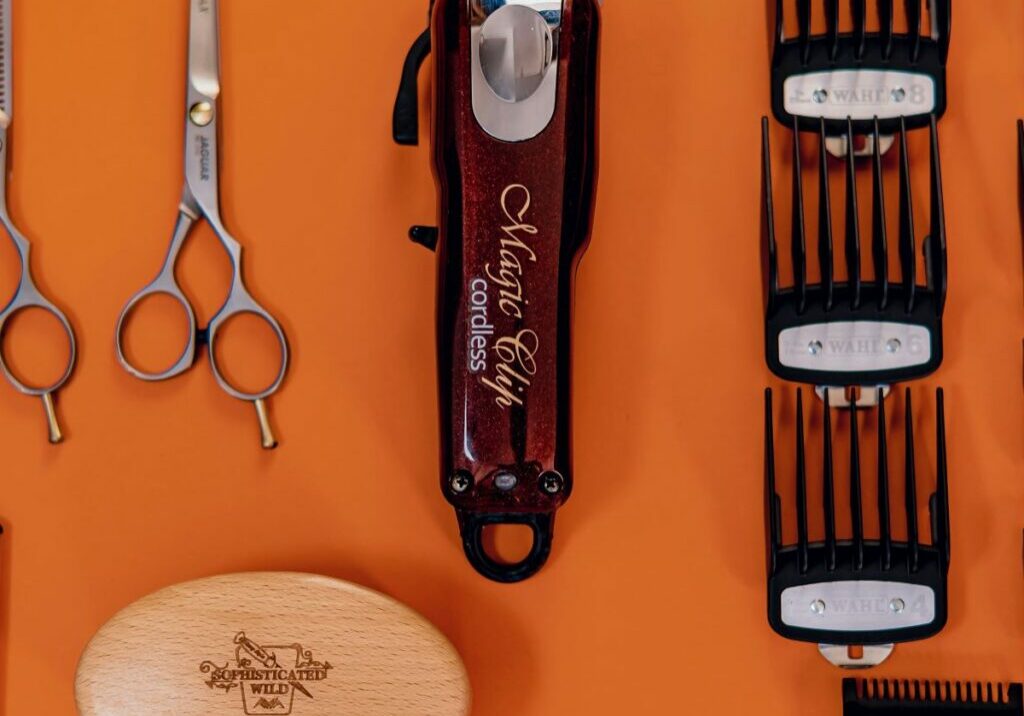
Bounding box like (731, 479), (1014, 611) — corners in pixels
(115, 0), (288, 449)
(0, 0), (76, 444)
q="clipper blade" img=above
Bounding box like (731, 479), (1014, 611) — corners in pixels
(765, 387), (950, 664)
(762, 114), (946, 388)
(844, 679), (1024, 714)
(770, 0), (951, 137)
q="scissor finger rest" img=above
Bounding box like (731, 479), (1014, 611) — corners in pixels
(0, 286), (77, 443)
(207, 290), (289, 450)
(115, 279), (198, 382)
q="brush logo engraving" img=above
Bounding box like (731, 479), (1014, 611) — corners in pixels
(200, 632), (332, 715)
(476, 184), (540, 408)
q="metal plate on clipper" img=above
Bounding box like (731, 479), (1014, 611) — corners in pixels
(471, 2), (561, 142)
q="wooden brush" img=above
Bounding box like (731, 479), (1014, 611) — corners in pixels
(75, 572), (471, 716)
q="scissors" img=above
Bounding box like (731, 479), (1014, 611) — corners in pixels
(115, 0), (288, 449)
(0, 0), (76, 444)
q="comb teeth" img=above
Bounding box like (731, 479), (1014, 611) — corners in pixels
(765, 388), (950, 647)
(763, 116), (945, 318)
(780, 0), (952, 65)
(871, 117), (890, 310)
(817, 118), (835, 311)
(765, 388), (949, 575)
(762, 115), (946, 387)
(762, 117), (780, 316)
(844, 678), (1024, 713)
(898, 116), (917, 313)
(879, 0), (894, 59)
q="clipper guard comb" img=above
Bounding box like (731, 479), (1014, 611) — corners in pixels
(393, 0), (601, 582)
(769, 0), (951, 146)
(765, 387), (950, 667)
(844, 679), (1024, 714)
(762, 114), (947, 393)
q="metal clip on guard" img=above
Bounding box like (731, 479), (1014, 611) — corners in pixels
(769, 0), (950, 157)
(765, 387), (950, 668)
(843, 679), (1024, 714)
(393, 0), (601, 582)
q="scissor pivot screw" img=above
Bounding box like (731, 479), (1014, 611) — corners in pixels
(889, 598), (906, 614)
(539, 471), (564, 495)
(811, 599), (826, 616)
(449, 472), (473, 494)
(189, 101), (215, 127)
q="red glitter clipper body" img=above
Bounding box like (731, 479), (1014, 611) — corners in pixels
(395, 0), (601, 581)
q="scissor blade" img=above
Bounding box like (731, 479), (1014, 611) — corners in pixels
(189, 0), (220, 100)
(0, 0), (12, 127)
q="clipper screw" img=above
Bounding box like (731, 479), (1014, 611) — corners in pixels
(450, 472), (473, 494)
(540, 471), (564, 495)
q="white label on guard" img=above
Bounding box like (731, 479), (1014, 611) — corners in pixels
(779, 321), (930, 373)
(781, 581), (935, 632)
(784, 70), (935, 120)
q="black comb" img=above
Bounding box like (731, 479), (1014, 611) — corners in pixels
(769, 0), (951, 139)
(844, 679), (1024, 714)
(762, 114), (947, 391)
(765, 386), (950, 667)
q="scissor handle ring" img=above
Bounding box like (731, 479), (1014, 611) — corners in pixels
(206, 288), (289, 402)
(0, 287), (77, 397)
(114, 275), (198, 382)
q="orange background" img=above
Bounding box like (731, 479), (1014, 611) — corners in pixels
(0, 1), (1020, 713)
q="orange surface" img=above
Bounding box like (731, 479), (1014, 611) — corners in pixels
(0, 1), (1020, 714)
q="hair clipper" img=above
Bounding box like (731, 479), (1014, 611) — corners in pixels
(393, 0), (602, 582)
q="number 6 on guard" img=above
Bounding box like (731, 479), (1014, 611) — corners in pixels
(115, 0), (288, 449)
